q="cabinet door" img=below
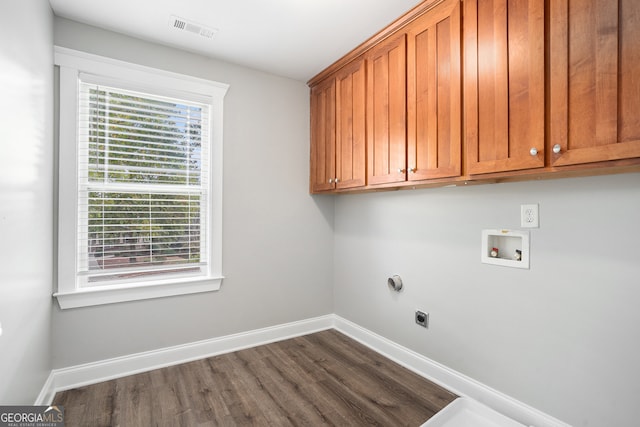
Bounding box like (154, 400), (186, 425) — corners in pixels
(464, 0), (544, 175)
(367, 35), (407, 185)
(310, 78), (336, 192)
(406, 0), (462, 181)
(549, 0), (640, 166)
(335, 59), (367, 189)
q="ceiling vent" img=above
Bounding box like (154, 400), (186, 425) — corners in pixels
(169, 15), (218, 39)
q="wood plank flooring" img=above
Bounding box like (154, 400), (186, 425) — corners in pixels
(53, 329), (457, 426)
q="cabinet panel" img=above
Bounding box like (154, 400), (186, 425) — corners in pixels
(464, 0), (544, 175)
(367, 35), (407, 185)
(407, 0), (462, 181)
(549, 0), (640, 166)
(335, 59), (367, 189)
(310, 79), (335, 192)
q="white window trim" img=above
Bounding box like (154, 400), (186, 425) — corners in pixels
(54, 47), (228, 309)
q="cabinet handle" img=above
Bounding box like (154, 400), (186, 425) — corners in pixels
(552, 144), (561, 154)
(529, 148), (538, 156)
(409, 167), (416, 173)
(398, 168), (406, 173)
(328, 178), (333, 184)
(335, 178), (340, 183)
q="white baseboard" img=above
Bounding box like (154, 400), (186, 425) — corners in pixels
(36, 314), (334, 404)
(333, 316), (570, 427)
(37, 313), (568, 427)
(35, 371), (56, 406)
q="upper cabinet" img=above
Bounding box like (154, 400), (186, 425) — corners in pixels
(335, 59), (367, 189)
(406, 0), (462, 181)
(308, 0), (640, 194)
(310, 58), (367, 192)
(367, 0), (463, 186)
(464, 0), (545, 175)
(549, 0), (640, 167)
(366, 35), (407, 186)
(310, 78), (336, 193)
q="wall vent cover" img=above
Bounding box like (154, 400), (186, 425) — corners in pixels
(169, 15), (218, 39)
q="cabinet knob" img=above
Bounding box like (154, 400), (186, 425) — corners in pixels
(335, 178), (340, 183)
(398, 168), (406, 173)
(328, 178), (333, 184)
(552, 144), (561, 154)
(529, 148), (538, 156)
(409, 167), (416, 173)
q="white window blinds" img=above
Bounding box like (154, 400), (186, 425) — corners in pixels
(77, 77), (211, 286)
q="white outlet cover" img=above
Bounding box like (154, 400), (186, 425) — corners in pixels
(521, 204), (539, 228)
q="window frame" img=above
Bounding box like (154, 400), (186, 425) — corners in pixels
(54, 47), (228, 309)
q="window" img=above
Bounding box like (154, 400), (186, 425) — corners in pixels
(55, 47), (228, 309)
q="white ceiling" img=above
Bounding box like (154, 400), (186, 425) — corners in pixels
(49, 0), (423, 82)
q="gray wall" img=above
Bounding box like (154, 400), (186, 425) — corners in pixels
(52, 18), (334, 368)
(0, 1), (54, 404)
(333, 174), (640, 427)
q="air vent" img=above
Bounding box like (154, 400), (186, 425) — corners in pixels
(169, 15), (218, 39)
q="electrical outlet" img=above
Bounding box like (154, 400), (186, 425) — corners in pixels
(415, 311), (429, 328)
(521, 204), (539, 228)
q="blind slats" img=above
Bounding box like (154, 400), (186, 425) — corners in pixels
(84, 138), (204, 157)
(79, 264), (207, 277)
(79, 90), (204, 119)
(77, 80), (210, 285)
(79, 88), (204, 113)
(81, 123), (205, 143)
(79, 109), (204, 126)
(87, 163), (201, 178)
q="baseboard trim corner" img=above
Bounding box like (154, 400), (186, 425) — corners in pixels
(332, 315), (569, 427)
(34, 371), (56, 406)
(40, 314), (334, 404)
(37, 313), (569, 427)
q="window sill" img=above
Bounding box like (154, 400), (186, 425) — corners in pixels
(53, 276), (223, 309)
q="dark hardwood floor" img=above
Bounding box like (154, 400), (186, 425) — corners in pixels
(53, 329), (457, 426)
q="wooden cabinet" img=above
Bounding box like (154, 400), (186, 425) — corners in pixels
(309, 0), (640, 194)
(549, 0), (640, 167)
(367, 0), (463, 186)
(310, 78), (335, 192)
(310, 58), (366, 192)
(366, 35), (407, 186)
(335, 59), (367, 189)
(464, 0), (545, 175)
(406, 0), (462, 181)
